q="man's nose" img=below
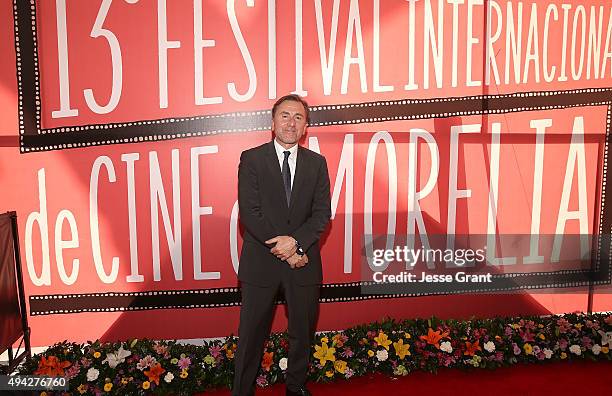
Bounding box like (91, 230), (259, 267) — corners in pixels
(288, 117), (296, 126)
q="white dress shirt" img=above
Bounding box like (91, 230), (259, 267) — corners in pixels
(273, 139), (298, 188)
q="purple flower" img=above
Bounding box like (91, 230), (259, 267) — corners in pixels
(256, 375), (268, 387)
(80, 357), (92, 368)
(558, 339), (568, 351)
(581, 336), (593, 349)
(345, 368), (354, 378)
(504, 327), (513, 336)
(178, 356), (191, 370)
(513, 343), (521, 355)
(341, 348), (354, 358)
(494, 351), (504, 362)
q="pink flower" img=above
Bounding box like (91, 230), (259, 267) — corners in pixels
(136, 355), (157, 371)
(557, 318), (571, 333)
(256, 375), (268, 387)
(581, 336), (593, 349)
(519, 329), (535, 342)
(345, 368), (354, 378)
(80, 357), (91, 368)
(341, 348), (354, 358)
(153, 343), (169, 356)
(64, 363), (80, 380)
(177, 356), (191, 370)
(209, 345), (222, 359)
(558, 339), (568, 350)
(513, 343), (521, 355)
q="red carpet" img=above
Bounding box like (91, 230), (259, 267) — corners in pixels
(203, 360), (612, 395)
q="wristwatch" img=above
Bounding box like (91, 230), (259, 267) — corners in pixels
(295, 240), (305, 256)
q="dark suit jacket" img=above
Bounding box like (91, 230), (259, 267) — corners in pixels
(237, 141), (331, 286)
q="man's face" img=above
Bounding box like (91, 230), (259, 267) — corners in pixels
(272, 100), (308, 148)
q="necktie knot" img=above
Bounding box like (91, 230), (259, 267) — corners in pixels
(283, 151), (290, 159)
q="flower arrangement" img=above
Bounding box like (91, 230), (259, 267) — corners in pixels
(18, 312), (612, 395)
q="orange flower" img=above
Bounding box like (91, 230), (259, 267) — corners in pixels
(144, 363), (166, 385)
(419, 328), (448, 349)
(464, 340), (482, 356)
(34, 356), (71, 376)
(261, 351), (274, 372)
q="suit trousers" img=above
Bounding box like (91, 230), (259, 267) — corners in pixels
(232, 268), (319, 396)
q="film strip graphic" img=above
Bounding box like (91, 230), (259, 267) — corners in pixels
(12, 0), (612, 153)
(28, 264), (611, 316)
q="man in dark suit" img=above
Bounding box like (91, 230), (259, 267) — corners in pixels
(232, 94), (331, 396)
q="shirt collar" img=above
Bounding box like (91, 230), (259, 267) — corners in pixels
(273, 139), (298, 159)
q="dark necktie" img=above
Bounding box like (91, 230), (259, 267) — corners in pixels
(282, 150), (291, 205)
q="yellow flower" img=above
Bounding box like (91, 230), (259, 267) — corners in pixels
(171, 358), (179, 364)
(523, 343), (533, 355)
(511, 323), (519, 329)
(367, 350), (374, 357)
(560, 352), (567, 359)
(495, 335), (502, 341)
(393, 339), (411, 359)
(374, 332), (392, 350)
(538, 334), (545, 340)
(538, 324), (544, 328)
(93, 351), (101, 359)
(180, 369), (189, 378)
(121, 377), (129, 385)
(334, 360), (347, 374)
(320, 336), (329, 344)
(142, 381), (150, 390)
(404, 332), (411, 339)
(226, 349), (234, 359)
(602, 346), (609, 354)
(575, 323), (583, 330)
(313, 342), (336, 365)
(325, 370), (334, 378)
(77, 384), (87, 394)
(104, 383), (113, 392)
(40, 392), (48, 396)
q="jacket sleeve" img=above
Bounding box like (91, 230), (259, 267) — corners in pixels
(291, 156), (332, 251)
(238, 150), (280, 246)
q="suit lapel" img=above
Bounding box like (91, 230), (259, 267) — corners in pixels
(265, 141), (290, 210)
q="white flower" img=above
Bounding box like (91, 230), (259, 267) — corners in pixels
(543, 348), (553, 359)
(164, 372), (174, 383)
(86, 367), (99, 381)
(440, 341), (453, 353)
(376, 349), (388, 361)
(483, 341), (495, 353)
(592, 344), (602, 355)
(279, 357), (288, 371)
(569, 344), (582, 355)
(103, 346), (132, 368)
